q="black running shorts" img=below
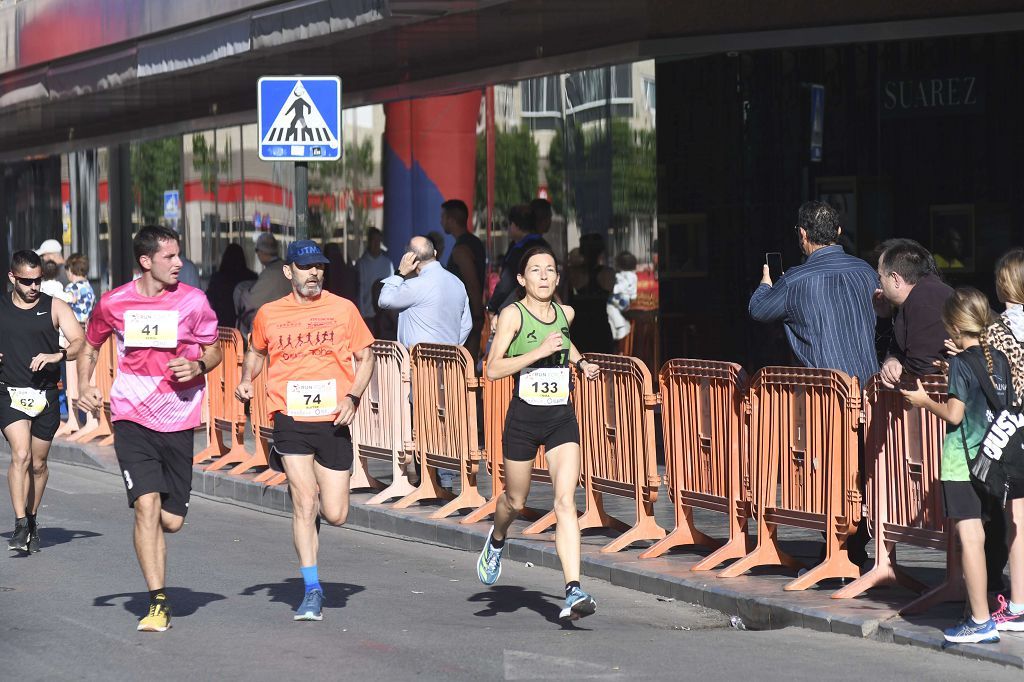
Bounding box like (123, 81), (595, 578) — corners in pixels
(113, 420), (195, 517)
(270, 413), (354, 473)
(502, 399), (580, 463)
(0, 387), (60, 441)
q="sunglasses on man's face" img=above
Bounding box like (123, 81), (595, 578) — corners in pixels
(15, 276), (42, 286)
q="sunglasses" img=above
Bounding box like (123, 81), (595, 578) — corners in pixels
(15, 276), (42, 286)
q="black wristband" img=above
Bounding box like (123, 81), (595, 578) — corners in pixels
(346, 393), (361, 408)
(575, 358), (587, 372)
(197, 359), (208, 375)
(58, 348), (68, 361)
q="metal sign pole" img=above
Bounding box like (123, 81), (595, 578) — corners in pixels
(295, 161), (308, 240)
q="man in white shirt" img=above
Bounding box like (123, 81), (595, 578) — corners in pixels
(356, 228), (394, 335)
(378, 235), (472, 350)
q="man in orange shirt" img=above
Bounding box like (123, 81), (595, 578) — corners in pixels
(235, 240), (374, 622)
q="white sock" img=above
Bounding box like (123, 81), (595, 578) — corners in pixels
(1010, 601), (1024, 615)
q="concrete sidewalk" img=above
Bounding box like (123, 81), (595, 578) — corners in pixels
(11, 435), (1024, 669)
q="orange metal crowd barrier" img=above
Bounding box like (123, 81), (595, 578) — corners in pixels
(571, 353), (665, 553)
(640, 360), (752, 567)
(833, 374), (959, 611)
(246, 362), (286, 486)
(67, 336), (116, 446)
(350, 340), (417, 503)
(463, 369), (552, 526)
(394, 343), (485, 518)
(719, 367), (862, 589)
(193, 327), (248, 471)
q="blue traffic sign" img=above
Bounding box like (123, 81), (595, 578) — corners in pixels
(163, 190), (180, 220)
(258, 76), (342, 161)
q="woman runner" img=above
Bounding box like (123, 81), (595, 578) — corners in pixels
(476, 246), (601, 621)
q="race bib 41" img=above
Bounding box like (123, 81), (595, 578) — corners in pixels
(124, 310), (179, 349)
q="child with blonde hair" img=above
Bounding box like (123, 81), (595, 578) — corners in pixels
(902, 286), (1023, 643)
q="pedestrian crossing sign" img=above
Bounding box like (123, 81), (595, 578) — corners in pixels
(258, 76), (342, 161)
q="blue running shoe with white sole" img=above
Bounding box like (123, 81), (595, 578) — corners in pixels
(943, 617), (999, 643)
(294, 589), (324, 621)
(477, 526), (503, 585)
(560, 586), (596, 621)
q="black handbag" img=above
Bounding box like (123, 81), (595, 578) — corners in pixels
(959, 350), (1024, 506)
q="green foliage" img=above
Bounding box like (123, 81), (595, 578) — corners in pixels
(475, 126), (539, 223)
(547, 127), (566, 218)
(309, 137), (376, 238)
(131, 137), (182, 225)
(190, 133), (227, 195)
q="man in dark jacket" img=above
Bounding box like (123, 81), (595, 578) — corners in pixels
(875, 238), (954, 386)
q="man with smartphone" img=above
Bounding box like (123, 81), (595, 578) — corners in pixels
(749, 201), (877, 570)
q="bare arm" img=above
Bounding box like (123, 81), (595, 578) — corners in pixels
(169, 341), (222, 383)
(234, 346), (267, 403)
(901, 382), (965, 426)
(76, 342), (104, 413)
(53, 298), (85, 361)
(334, 346), (374, 426)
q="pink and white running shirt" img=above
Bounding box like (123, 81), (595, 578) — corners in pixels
(86, 281), (219, 432)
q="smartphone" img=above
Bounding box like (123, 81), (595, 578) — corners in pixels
(765, 252), (783, 282)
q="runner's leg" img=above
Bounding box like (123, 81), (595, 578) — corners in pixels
(3, 421), (32, 518)
(544, 442), (582, 584)
(133, 492), (168, 591)
(282, 454), (320, 567)
(492, 458), (533, 543)
(26, 435), (51, 515)
(314, 461), (351, 527)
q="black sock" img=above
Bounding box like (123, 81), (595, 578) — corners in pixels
(566, 581), (580, 596)
(490, 535), (505, 549)
(26, 513), (36, 529)
(149, 589), (166, 603)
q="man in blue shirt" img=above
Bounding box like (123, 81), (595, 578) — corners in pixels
(378, 235), (473, 351)
(749, 201), (879, 384)
(748, 200), (877, 569)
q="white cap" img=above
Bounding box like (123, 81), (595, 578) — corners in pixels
(35, 239), (62, 256)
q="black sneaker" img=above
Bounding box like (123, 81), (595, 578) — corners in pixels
(7, 520), (29, 552)
(27, 526), (40, 553)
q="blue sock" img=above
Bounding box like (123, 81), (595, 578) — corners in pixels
(300, 565), (321, 594)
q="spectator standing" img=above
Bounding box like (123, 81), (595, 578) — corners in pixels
(875, 239), (954, 386)
(205, 243), (256, 328)
(566, 233), (615, 354)
(488, 205), (549, 316)
(35, 239), (68, 285)
(237, 233), (291, 337)
(749, 201), (877, 567)
(177, 255), (201, 289)
(356, 228), (394, 335)
(441, 199), (486, 361)
(40, 260), (71, 303)
(64, 253), (96, 323)
(378, 236), (472, 351)
(607, 251), (638, 343)
(530, 198), (553, 235)
(324, 243), (358, 302)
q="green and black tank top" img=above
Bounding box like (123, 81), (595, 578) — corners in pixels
(507, 301), (570, 395)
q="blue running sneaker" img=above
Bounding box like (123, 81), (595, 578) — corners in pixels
(294, 589), (324, 621)
(560, 586), (596, 621)
(477, 526), (503, 585)
(943, 617), (999, 643)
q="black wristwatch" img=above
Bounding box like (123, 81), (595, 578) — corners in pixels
(346, 393), (361, 408)
(196, 359), (208, 375)
(575, 358), (588, 372)
(58, 348), (68, 361)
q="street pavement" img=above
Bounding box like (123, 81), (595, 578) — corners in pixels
(1, 455), (1018, 681)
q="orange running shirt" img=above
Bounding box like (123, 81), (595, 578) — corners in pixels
(251, 291), (374, 422)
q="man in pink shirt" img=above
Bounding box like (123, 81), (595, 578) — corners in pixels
(78, 225), (221, 633)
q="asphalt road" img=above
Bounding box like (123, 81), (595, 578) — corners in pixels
(0, 455), (1018, 681)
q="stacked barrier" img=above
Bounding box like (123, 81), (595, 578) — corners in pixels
(463, 369), (551, 525)
(55, 358), (99, 438)
(247, 363), (287, 486)
(640, 360), (752, 568)
(573, 354), (665, 553)
(833, 374), (959, 611)
(193, 328), (248, 471)
(67, 336), (117, 446)
(350, 340), (417, 503)
(719, 367), (862, 590)
(394, 343), (485, 518)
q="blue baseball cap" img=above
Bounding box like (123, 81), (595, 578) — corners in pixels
(286, 239), (330, 266)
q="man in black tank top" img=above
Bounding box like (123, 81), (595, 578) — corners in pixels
(1, 250), (84, 553)
(441, 199), (486, 361)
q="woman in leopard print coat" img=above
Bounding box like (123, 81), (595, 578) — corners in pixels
(988, 249), (1024, 404)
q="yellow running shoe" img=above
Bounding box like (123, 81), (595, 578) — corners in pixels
(138, 596), (171, 632)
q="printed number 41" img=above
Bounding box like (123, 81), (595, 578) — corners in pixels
(141, 324), (159, 336)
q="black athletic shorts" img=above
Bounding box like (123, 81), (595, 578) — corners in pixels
(943, 479), (1024, 520)
(0, 386), (60, 441)
(270, 413), (354, 473)
(502, 399), (580, 463)
(113, 420), (194, 517)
